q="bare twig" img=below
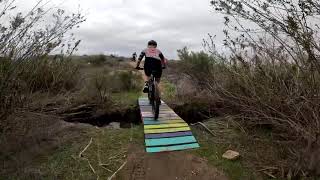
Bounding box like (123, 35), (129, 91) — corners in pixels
(108, 151), (127, 160)
(191, 122), (216, 136)
(100, 164), (112, 173)
(107, 161), (127, 180)
(85, 158), (96, 174)
(79, 138), (93, 158)
(262, 171), (276, 179)
(257, 166), (278, 172)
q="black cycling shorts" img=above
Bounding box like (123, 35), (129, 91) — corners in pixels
(144, 59), (162, 79)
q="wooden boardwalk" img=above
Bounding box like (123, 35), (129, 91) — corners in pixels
(138, 97), (200, 153)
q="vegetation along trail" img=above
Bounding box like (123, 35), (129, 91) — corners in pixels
(1, 0), (320, 179)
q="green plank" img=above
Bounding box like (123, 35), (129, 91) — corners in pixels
(144, 127), (190, 134)
(146, 143), (200, 153)
(145, 136), (196, 146)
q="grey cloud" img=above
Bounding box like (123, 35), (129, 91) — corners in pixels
(9, 0), (226, 59)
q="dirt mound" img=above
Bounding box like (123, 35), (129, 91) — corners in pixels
(117, 145), (228, 180)
(1, 111), (90, 177)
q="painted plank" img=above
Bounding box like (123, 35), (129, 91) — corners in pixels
(145, 131), (193, 139)
(139, 104), (166, 106)
(141, 113), (178, 117)
(141, 110), (175, 113)
(139, 97), (200, 153)
(144, 123), (189, 129)
(144, 127), (190, 134)
(140, 105), (170, 108)
(145, 136), (196, 146)
(138, 101), (165, 105)
(146, 143), (200, 153)
(139, 99), (165, 103)
(143, 117), (183, 121)
(139, 103), (151, 106)
(142, 114), (180, 118)
(140, 110), (173, 113)
(143, 119), (185, 125)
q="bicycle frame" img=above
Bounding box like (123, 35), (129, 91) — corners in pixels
(137, 67), (160, 119)
(148, 71), (160, 119)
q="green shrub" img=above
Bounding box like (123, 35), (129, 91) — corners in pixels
(162, 80), (177, 100)
(82, 70), (142, 105)
(0, 1), (84, 118)
(86, 54), (107, 66)
(116, 71), (142, 92)
(177, 47), (221, 88)
(0, 58), (79, 117)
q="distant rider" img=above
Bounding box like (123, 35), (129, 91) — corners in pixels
(132, 52), (137, 62)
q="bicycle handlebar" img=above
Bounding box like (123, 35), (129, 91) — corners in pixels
(135, 67), (144, 70)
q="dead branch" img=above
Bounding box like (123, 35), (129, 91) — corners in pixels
(108, 151), (127, 160)
(79, 138), (93, 158)
(85, 158), (96, 174)
(257, 166), (278, 172)
(107, 161), (127, 180)
(100, 164), (112, 173)
(191, 122), (216, 136)
(262, 171), (276, 179)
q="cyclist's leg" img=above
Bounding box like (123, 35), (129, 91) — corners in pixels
(143, 60), (152, 93)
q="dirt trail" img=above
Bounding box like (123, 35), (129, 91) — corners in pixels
(117, 144), (228, 180)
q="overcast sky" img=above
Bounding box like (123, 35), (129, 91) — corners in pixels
(15, 0), (226, 59)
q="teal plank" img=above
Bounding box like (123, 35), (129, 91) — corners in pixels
(145, 136), (196, 146)
(146, 143), (200, 153)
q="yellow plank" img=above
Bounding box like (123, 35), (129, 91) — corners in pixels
(143, 119), (185, 125)
(144, 127), (191, 134)
(144, 123), (189, 129)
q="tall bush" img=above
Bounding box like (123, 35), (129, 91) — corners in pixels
(0, 0), (85, 118)
(193, 0), (320, 177)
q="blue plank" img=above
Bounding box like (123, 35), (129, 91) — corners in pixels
(145, 136), (196, 147)
(145, 131), (193, 139)
(146, 143), (200, 153)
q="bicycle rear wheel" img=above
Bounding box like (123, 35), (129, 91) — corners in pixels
(153, 80), (160, 119)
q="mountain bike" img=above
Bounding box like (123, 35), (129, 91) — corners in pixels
(136, 67), (161, 119)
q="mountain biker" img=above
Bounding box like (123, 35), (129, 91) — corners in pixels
(135, 40), (167, 93)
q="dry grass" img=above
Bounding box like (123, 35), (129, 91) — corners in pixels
(172, 46), (320, 178)
(0, 56), (143, 178)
